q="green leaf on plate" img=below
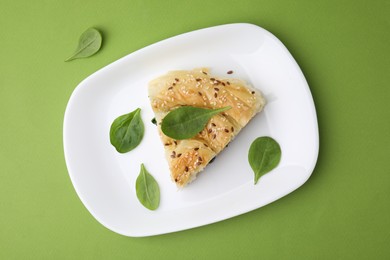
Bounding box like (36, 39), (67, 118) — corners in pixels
(109, 108), (144, 153)
(136, 164), (160, 210)
(248, 136), (282, 184)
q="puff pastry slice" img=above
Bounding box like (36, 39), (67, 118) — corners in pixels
(148, 68), (266, 187)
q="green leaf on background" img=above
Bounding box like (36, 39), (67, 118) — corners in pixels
(65, 27), (102, 61)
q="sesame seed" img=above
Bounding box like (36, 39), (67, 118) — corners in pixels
(210, 77), (215, 81)
(194, 147), (199, 151)
(202, 71), (207, 75)
(175, 78), (179, 82)
(224, 129), (229, 133)
(211, 123), (216, 127)
(198, 91), (202, 96)
(185, 166), (189, 172)
(214, 88), (219, 91)
(222, 82), (226, 86)
(170, 154), (175, 158)
(227, 70), (233, 74)
(175, 178), (178, 182)
(231, 127), (234, 132)
(213, 134), (216, 139)
(214, 93), (218, 98)
(168, 87), (173, 90)
(172, 82), (176, 86)
(196, 78), (201, 81)
(196, 162), (202, 166)
(251, 91), (255, 94)
(204, 143), (208, 147)
(164, 143), (170, 146)
(227, 81), (230, 85)
(174, 141), (177, 145)
(177, 153), (182, 158)
(198, 156), (202, 161)
(208, 129), (212, 134)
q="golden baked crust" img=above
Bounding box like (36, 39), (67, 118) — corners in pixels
(148, 68), (266, 187)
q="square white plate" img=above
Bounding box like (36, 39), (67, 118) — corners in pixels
(63, 23), (319, 237)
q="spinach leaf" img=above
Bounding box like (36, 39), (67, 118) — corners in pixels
(65, 28), (102, 61)
(248, 137), (281, 184)
(110, 108), (144, 153)
(136, 164), (160, 210)
(161, 106), (231, 140)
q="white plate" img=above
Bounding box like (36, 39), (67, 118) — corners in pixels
(63, 23), (319, 237)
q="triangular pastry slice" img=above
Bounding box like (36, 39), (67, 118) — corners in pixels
(148, 68), (266, 187)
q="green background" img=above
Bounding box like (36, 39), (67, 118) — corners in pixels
(1, 0), (389, 259)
